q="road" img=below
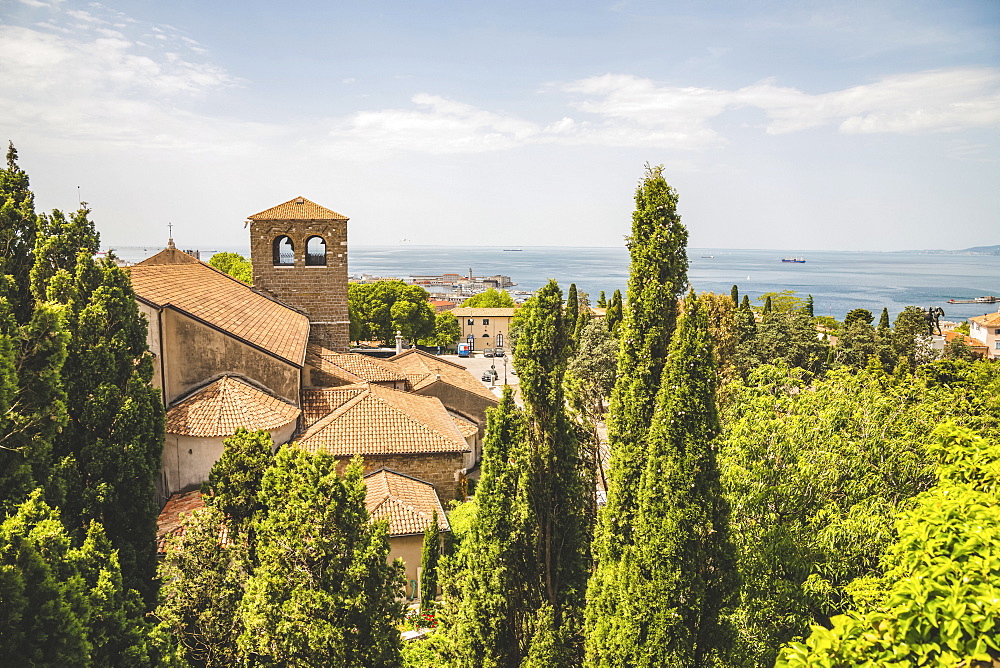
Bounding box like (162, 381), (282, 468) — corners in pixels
(439, 352), (518, 394)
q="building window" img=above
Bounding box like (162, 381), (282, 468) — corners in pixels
(272, 236), (294, 266)
(305, 236), (327, 266)
(483, 318), (490, 325)
(482, 333), (489, 338)
(467, 319), (474, 325)
(995, 329), (1000, 335)
(496, 333), (503, 347)
(995, 341), (1000, 350)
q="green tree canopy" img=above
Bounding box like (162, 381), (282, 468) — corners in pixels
(778, 424), (1000, 667)
(419, 311), (462, 348)
(718, 362), (1000, 667)
(588, 293), (736, 667)
(349, 280), (435, 345)
(239, 450), (404, 667)
(208, 252), (252, 284)
(587, 164), (689, 664)
(461, 288), (514, 308)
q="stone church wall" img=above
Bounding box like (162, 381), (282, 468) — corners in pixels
(161, 308), (300, 405)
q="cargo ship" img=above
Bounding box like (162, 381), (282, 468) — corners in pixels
(781, 257), (806, 263)
(947, 296), (997, 304)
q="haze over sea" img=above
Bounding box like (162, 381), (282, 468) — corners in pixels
(119, 244), (1000, 323)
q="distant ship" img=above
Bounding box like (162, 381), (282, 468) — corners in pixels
(781, 257), (806, 263)
(503, 249), (523, 252)
(948, 296), (997, 304)
(701, 255), (715, 258)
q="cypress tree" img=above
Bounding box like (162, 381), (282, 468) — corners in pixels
(878, 307), (890, 330)
(764, 295), (773, 314)
(204, 428), (272, 552)
(447, 386), (529, 668)
(587, 165), (688, 658)
(0, 490), (150, 666)
(47, 250), (165, 603)
(605, 289), (623, 335)
(153, 503), (248, 668)
(804, 294), (814, 317)
(730, 284), (739, 306)
(239, 451), (404, 667)
(588, 294), (736, 667)
(0, 142), (38, 325)
(515, 280), (590, 664)
(597, 291), (607, 308)
(565, 283), (579, 342)
(0, 301), (69, 512)
(420, 510), (441, 607)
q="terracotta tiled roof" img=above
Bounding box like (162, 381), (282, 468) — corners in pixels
(248, 196), (348, 221)
(130, 249), (309, 366)
(389, 349), (498, 403)
(156, 490), (230, 555)
(296, 384), (469, 456)
(300, 385), (369, 428)
(450, 307), (517, 318)
(971, 311), (1000, 328)
(944, 330), (988, 350)
(450, 413), (478, 438)
(166, 376), (300, 437)
(156, 490), (203, 553)
(307, 344), (408, 384)
(365, 469), (450, 536)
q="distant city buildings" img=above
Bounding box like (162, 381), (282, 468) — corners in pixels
(351, 269), (517, 303)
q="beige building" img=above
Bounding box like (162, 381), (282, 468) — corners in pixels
(364, 469), (450, 597)
(970, 309), (1000, 360)
(451, 307), (516, 352)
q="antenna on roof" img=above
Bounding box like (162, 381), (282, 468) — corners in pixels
(77, 185), (81, 205)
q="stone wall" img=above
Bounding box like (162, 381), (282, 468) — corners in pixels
(250, 219), (350, 352)
(334, 452), (467, 501)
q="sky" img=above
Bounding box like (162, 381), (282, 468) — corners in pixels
(1, 0), (998, 252)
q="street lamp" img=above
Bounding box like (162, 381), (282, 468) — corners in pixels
(490, 360), (496, 388)
(501, 354), (508, 385)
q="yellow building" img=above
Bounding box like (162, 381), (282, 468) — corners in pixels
(451, 307), (516, 352)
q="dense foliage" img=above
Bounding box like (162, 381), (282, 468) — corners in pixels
(419, 310), (461, 348)
(462, 287), (515, 308)
(158, 433), (406, 667)
(718, 361), (1000, 667)
(778, 424), (1000, 667)
(587, 294), (736, 666)
(349, 280), (435, 345)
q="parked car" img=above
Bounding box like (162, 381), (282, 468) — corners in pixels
(494, 347), (505, 358)
(483, 348), (494, 358)
(481, 369), (498, 381)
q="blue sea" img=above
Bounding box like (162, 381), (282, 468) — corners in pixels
(121, 244), (1000, 322)
(346, 246), (1000, 323)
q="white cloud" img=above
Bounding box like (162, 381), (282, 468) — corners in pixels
(326, 94), (541, 156)
(564, 68), (1000, 142)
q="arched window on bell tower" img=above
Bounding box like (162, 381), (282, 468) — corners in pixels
(305, 235), (327, 266)
(272, 236), (294, 266)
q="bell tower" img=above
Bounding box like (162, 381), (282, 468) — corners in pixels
(247, 196), (349, 352)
